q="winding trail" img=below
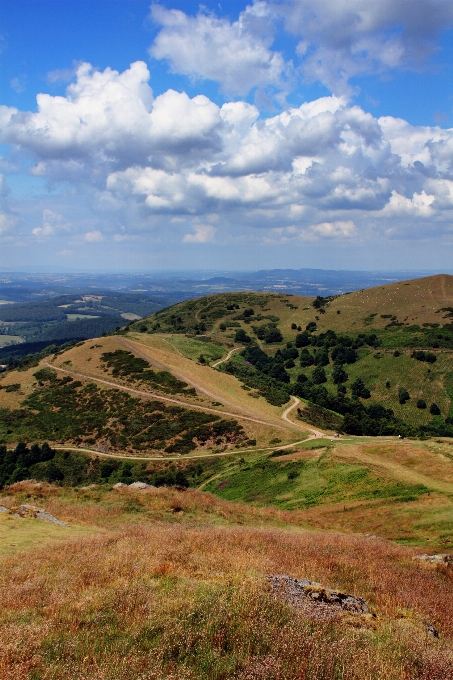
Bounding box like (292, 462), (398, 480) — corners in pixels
(281, 396), (325, 440)
(212, 347), (240, 368)
(53, 436), (312, 462)
(117, 338), (287, 427)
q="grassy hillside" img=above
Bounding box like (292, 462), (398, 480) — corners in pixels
(0, 336), (300, 455)
(1, 480), (453, 679)
(125, 275), (453, 433)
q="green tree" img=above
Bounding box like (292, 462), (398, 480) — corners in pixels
(235, 329), (251, 343)
(312, 366), (327, 384)
(332, 363), (348, 384)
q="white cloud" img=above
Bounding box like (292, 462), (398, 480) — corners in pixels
(32, 209), (70, 238)
(84, 230), (104, 242)
(10, 76), (26, 93)
(381, 190), (435, 217)
(1, 61), (453, 249)
(149, 3), (287, 97)
(310, 220), (357, 238)
(183, 224), (216, 243)
(272, 0), (453, 94)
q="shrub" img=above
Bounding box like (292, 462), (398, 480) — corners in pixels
(234, 329), (251, 344)
(299, 349), (314, 367)
(416, 399), (427, 409)
(430, 402), (441, 415)
(332, 364), (348, 384)
(351, 378), (371, 399)
(398, 388), (410, 405)
(312, 366), (327, 385)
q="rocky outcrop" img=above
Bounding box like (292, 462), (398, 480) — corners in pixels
(413, 553), (453, 565)
(128, 481), (156, 490)
(4, 504), (67, 526)
(267, 574), (370, 620)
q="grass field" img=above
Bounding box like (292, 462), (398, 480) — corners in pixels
(0, 510), (96, 556)
(66, 313), (100, 321)
(1, 481), (453, 679)
(161, 334), (227, 363)
(0, 335), (23, 348)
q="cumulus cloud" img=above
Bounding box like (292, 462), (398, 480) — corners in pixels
(381, 190), (435, 217)
(182, 224), (216, 243)
(1, 61), (453, 248)
(310, 220), (357, 238)
(84, 230), (104, 242)
(148, 2), (453, 98)
(32, 209), (70, 238)
(273, 0), (453, 94)
(0, 61), (222, 181)
(149, 3), (287, 97)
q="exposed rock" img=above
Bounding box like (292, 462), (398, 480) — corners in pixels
(2, 504), (67, 526)
(35, 511), (67, 526)
(0, 505), (9, 513)
(426, 623), (440, 638)
(128, 481), (156, 490)
(413, 554), (453, 565)
(113, 482), (126, 489)
(267, 574), (369, 620)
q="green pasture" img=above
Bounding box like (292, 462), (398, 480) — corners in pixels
(163, 334), (227, 363)
(0, 335), (23, 348)
(203, 453), (428, 509)
(66, 314), (100, 321)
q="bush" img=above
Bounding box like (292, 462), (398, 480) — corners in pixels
(234, 329), (251, 344)
(398, 388), (410, 405)
(411, 350), (437, 363)
(430, 402), (441, 415)
(416, 399), (427, 409)
(351, 378), (371, 399)
(332, 364), (348, 384)
(312, 366), (327, 384)
(299, 349), (314, 367)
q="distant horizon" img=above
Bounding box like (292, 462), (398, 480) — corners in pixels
(1, 266), (453, 276)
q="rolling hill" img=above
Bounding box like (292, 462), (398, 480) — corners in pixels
(123, 274), (453, 435)
(1, 276), (453, 678)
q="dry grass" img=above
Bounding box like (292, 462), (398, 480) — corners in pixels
(330, 442), (453, 494)
(1, 483), (453, 678)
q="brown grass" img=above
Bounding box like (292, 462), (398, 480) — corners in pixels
(0, 483), (453, 678)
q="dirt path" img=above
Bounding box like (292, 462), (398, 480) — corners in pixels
(281, 396), (325, 440)
(163, 337), (184, 357)
(43, 358), (290, 431)
(212, 347), (240, 368)
(53, 436), (313, 462)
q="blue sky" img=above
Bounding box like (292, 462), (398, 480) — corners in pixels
(1, 0), (453, 271)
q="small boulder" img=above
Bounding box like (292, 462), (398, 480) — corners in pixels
(413, 554), (453, 565)
(267, 574), (369, 620)
(113, 482), (126, 489)
(128, 481), (156, 490)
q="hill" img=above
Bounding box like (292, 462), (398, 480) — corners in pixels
(1, 276), (453, 677)
(124, 275), (453, 435)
